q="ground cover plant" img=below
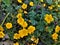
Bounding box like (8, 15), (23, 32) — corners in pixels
(0, 0), (60, 45)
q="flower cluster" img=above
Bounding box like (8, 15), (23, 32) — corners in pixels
(52, 25), (60, 41)
(14, 13), (35, 39)
(44, 14), (54, 24)
(1, 0), (60, 45)
(0, 26), (5, 38)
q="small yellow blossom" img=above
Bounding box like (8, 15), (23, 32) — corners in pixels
(17, 17), (24, 25)
(55, 25), (60, 33)
(31, 36), (39, 44)
(43, 3), (46, 7)
(31, 43), (36, 45)
(18, 9), (23, 13)
(16, 13), (22, 18)
(28, 26), (35, 34)
(0, 25), (4, 31)
(0, 32), (5, 38)
(14, 42), (19, 45)
(48, 6), (53, 10)
(55, 9), (58, 12)
(18, 28), (28, 38)
(6, 23), (12, 29)
(44, 14), (54, 24)
(40, 0), (44, 2)
(28, 20), (31, 22)
(21, 21), (28, 28)
(34, 38), (39, 44)
(17, 17), (28, 28)
(17, 0), (22, 3)
(52, 33), (58, 40)
(29, 2), (34, 6)
(22, 3), (27, 9)
(31, 36), (36, 41)
(14, 33), (20, 39)
(58, 4), (60, 7)
(24, 11), (28, 14)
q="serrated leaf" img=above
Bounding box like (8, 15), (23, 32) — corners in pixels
(29, 11), (36, 17)
(31, 19), (37, 25)
(30, 18), (37, 25)
(36, 21), (44, 31)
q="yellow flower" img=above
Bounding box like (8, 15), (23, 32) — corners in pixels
(18, 9), (23, 13)
(31, 36), (39, 44)
(34, 38), (39, 44)
(6, 23), (12, 29)
(55, 25), (60, 33)
(28, 20), (31, 22)
(22, 3), (27, 9)
(18, 28), (28, 38)
(0, 25), (4, 31)
(31, 36), (36, 41)
(0, 32), (5, 38)
(17, 17), (24, 25)
(28, 26), (35, 34)
(58, 4), (60, 7)
(14, 42), (19, 45)
(55, 9), (58, 12)
(14, 33), (20, 39)
(21, 21), (28, 28)
(17, 17), (28, 28)
(16, 13), (22, 18)
(43, 3), (46, 7)
(48, 6), (53, 10)
(29, 2), (34, 6)
(17, 0), (22, 3)
(40, 0), (44, 2)
(44, 14), (54, 24)
(31, 43), (36, 45)
(24, 11), (28, 14)
(52, 33), (58, 40)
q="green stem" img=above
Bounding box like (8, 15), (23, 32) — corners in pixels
(1, 13), (10, 26)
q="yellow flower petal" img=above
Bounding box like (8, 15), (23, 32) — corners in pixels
(0, 25), (4, 31)
(44, 14), (54, 24)
(6, 23), (12, 29)
(28, 26), (35, 34)
(0, 32), (5, 38)
(14, 42), (19, 45)
(29, 2), (34, 6)
(52, 33), (58, 40)
(22, 3), (27, 9)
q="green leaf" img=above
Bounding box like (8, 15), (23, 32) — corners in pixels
(29, 10), (36, 18)
(2, 0), (11, 7)
(47, 27), (53, 34)
(30, 17), (37, 25)
(30, 19), (37, 25)
(36, 21), (45, 31)
(46, 0), (52, 4)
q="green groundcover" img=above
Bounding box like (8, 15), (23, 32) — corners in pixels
(0, 0), (60, 45)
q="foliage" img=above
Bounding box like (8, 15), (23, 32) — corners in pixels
(0, 0), (60, 45)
